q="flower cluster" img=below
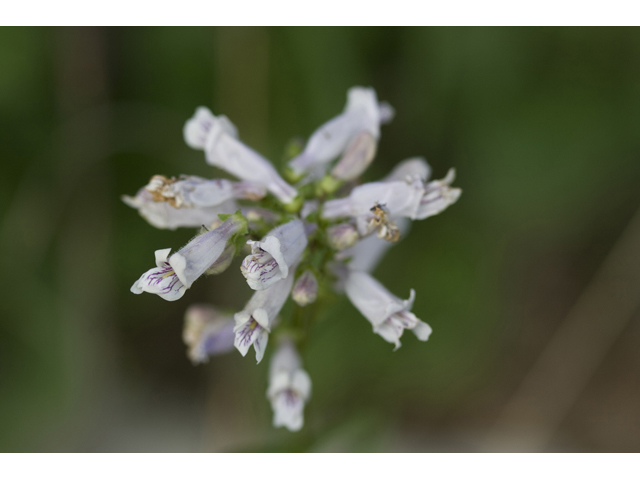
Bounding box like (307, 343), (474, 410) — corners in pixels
(124, 86), (461, 431)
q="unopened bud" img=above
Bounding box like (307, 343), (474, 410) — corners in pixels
(291, 270), (319, 306)
(327, 223), (359, 250)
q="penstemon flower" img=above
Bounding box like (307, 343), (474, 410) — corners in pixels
(126, 86), (461, 431)
(183, 304), (236, 363)
(288, 86), (393, 178)
(344, 271), (432, 350)
(240, 219), (308, 291)
(183, 107), (298, 204)
(130, 212), (247, 301)
(267, 339), (312, 431)
(322, 166), (461, 226)
(122, 188), (238, 230)
(233, 273), (295, 363)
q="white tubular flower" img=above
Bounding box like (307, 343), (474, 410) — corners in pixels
(383, 157), (432, 184)
(233, 274), (295, 363)
(183, 107), (297, 204)
(145, 175), (266, 207)
(183, 304), (235, 363)
(322, 180), (425, 225)
(288, 86), (392, 176)
(131, 212), (247, 301)
(241, 219), (308, 291)
(122, 189), (238, 230)
(322, 169), (461, 227)
(291, 270), (318, 306)
(345, 271), (432, 350)
(267, 339), (312, 432)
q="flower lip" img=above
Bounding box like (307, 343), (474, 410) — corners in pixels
(130, 248), (186, 301)
(344, 270), (429, 349)
(240, 220), (307, 291)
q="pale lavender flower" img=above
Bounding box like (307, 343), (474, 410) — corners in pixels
(288, 86), (393, 177)
(144, 175), (266, 208)
(131, 212), (247, 301)
(267, 339), (312, 432)
(183, 304), (235, 363)
(183, 107), (298, 204)
(233, 273), (295, 363)
(241, 219), (308, 291)
(322, 180), (425, 229)
(291, 270), (318, 306)
(122, 188), (238, 230)
(345, 271), (431, 350)
(322, 169), (460, 229)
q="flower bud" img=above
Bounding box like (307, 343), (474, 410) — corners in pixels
(327, 223), (359, 250)
(291, 270), (319, 306)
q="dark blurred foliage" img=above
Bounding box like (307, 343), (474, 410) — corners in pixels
(1, 27), (640, 452)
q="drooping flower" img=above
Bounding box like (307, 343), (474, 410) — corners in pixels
(240, 219), (308, 291)
(183, 304), (236, 363)
(288, 86), (394, 177)
(183, 107), (298, 204)
(322, 168), (461, 230)
(130, 212), (248, 301)
(233, 273), (295, 363)
(291, 270), (319, 306)
(122, 189), (238, 230)
(344, 271), (432, 350)
(142, 175), (266, 208)
(267, 339), (312, 432)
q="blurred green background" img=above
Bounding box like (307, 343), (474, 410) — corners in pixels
(1, 26), (640, 452)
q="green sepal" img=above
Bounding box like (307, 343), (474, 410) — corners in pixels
(282, 194), (304, 213)
(316, 174), (343, 196)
